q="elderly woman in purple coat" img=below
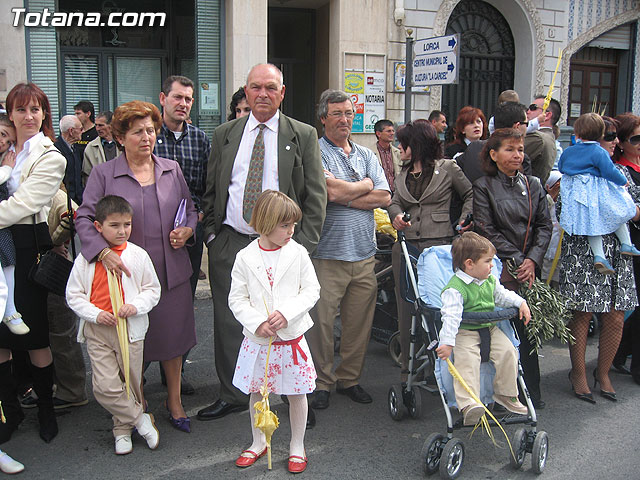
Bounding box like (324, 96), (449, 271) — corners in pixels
(76, 101), (197, 432)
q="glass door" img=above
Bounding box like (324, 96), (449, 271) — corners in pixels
(113, 57), (163, 107)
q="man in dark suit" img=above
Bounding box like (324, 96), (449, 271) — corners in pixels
(55, 115), (83, 204)
(198, 63), (326, 420)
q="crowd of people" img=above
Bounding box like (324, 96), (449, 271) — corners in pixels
(0, 63), (639, 475)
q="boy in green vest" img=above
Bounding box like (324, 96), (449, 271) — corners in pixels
(436, 232), (531, 426)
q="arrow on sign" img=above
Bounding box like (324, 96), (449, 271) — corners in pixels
(448, 38), (456, 48)
(448, 63), (454, 72)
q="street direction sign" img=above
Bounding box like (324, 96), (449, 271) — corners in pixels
(414, 34), (458, 56)
(412, 33), (459, 86)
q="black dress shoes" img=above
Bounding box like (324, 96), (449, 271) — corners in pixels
(612, 363), (632, 375)
(336, 385), (372, 404)
(306, 407), (316, 429)
(532, 399), (546, 410)
(310, 390), (330, 410)
(197, 399), (248, 420)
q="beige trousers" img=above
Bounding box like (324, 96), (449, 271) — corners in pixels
(308, 257), (377, 391)
(84, 322), (144, 437)
(452, 326), (519, 411)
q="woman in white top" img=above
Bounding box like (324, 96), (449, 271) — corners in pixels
(0, 83), (66, 445)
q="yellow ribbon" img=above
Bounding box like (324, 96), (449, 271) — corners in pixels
(543, 49), (563, 113)
(107, 270), (130, 399)
(546, 229), (564, 285)
(446, 359), (515, 460)
(0, 400), (5, 424)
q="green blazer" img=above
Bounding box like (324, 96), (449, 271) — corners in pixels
(202, 113), (327, 253)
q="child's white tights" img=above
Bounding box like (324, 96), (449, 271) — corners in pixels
(246, 392), (307, 458)
(588, 224), (632, 259)
(2, 265), (18, 319)
(287, 394), (307, 459)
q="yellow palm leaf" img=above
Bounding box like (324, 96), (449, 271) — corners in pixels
(107, 270), (130, 399)
(254, 298), (279, 470)
(447, 359), (515, 460)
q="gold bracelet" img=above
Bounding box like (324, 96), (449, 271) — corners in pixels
(98, 248), (111, 262)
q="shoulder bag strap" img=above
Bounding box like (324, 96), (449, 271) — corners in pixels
(521, 174), (533, 253)
(66, 191), (77, 259)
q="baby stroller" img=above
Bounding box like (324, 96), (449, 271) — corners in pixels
(372, 231), (400, 364)
(387, 229), (548, 478)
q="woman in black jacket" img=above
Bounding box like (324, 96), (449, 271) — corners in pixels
(473, 128), (552, 408)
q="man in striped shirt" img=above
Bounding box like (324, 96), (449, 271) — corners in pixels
(308, 89), (391, 410)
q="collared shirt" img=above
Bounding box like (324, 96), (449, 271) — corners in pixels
(101, 139), (118, 161)
(439, 270), (524, 346)
(8, 132), (44, 195)
(376, 141), (395, 192)
(155, 121), (211, 212)
(223, 111), (280, 235)
(313, 136), (390, 262)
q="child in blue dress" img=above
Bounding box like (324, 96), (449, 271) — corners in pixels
(558, 113), (640, 275)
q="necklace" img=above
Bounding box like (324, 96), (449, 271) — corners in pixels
(134, 164), (154, 184)
(410, 170), (422, 179)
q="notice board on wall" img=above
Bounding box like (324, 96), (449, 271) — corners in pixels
(344, 53), (386, 133)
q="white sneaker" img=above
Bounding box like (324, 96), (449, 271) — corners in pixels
(3, 314), (30, 336)
(0, 451), (25, 474)
(115, 435), (133, 455)
(136, 413), (159, 450)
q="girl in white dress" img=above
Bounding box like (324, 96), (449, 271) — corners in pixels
(229, 190), (320, 474)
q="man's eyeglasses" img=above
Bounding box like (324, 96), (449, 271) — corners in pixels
(519, 120), (529, 127)
(327, 111), (355, 119)
(628, 134), (640, 145)
(528, 104), (540, 111)
(603, 131), (618, 142)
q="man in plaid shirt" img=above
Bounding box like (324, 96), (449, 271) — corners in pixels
(156, 75), (211, 293)
(155, 75), (211, 394)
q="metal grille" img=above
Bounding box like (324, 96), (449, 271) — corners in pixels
(442, 0), (515, 120)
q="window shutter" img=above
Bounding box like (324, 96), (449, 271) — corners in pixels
(25, 0), (60, 131)
(195, 0), (222, 136)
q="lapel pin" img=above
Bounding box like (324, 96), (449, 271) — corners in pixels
(158, 139), (163, 144)
(286, 145), (291, 151)
(434, 170), (439, 174)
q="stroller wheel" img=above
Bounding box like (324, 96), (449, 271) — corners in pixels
(421, 433), (446, 475)
(509, 427), (527, 469)
(531, 431), (548, 474)
(388, 331), (402, 367)
(388, 384), (405, 421)
(439, 438), (464, 479)
(408, 385), (422, 419)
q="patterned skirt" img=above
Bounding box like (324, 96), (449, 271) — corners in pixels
(232, 335), (317, 395)
(559, 231), (638, 313)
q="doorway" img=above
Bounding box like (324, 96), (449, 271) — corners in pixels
(442, 0), (515, 121)
(268, 8), (316, 125)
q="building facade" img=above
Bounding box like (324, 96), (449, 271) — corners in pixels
(1, 0), (638, 148)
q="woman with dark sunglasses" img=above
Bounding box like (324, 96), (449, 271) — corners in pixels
(599, 116), (620, 157)
(611, 113), (640, 386)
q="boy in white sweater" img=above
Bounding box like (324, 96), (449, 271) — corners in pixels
(66, 195), (161, 455)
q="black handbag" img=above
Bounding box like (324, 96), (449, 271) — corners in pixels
(29, 193), (76, 296)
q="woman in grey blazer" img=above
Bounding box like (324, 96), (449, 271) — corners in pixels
(387, 120), (473, 380)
